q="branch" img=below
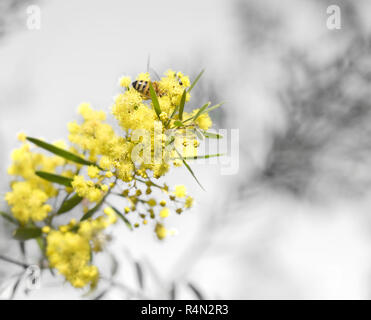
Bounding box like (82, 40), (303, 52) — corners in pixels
(0, 254), (29, 269)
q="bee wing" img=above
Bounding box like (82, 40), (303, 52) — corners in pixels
(146, 54), (161, 81)
(146, 54), (151, 73)
(149, 67), (161, 81)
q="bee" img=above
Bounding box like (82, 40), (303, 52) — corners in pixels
(131, 80), (164, 100)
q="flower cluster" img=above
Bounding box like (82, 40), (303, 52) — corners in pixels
(3, 69), (221, 289)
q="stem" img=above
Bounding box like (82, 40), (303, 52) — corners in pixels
(0, 255), (29, 269)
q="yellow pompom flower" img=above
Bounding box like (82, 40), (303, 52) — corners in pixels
(147, 198), (157, 207)
(174, 185), (187, 198)
(185, 196), (194, 208)
(118, 75), (131, 88)
(159, 208), (170, 218)
(155, 223), (168, 240)
(5, 182), (52, 224)
(17, 132), (26, 142)
(87, 165), (100, 179)
(136, 72), (151, 81)
(46, 230), (99, 288)
(42, 226), (51, 234)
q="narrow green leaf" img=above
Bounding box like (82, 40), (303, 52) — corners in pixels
(173, 120), (183, 127)
(10, 275), (22, 300)
(110, 206), (133, 231)
(204, 102), (224, 114)
(135, 261), (144, 289)
(80, 182), (114, 221)
(178, 89), (187, 121)
(174, 153), (225, 160)
(169, 105), (179, 120)
(188, 282), (204, 300)
(35, 171), (73, 187)
(202, 131), (223, 139)
(109, 253), (119, 277)
(19, 241), (26, 258)
(0, 211), (18, 225)
(185, 102), (211, 123)
(36, 237), (45, 254)
(175, 149), (205, 190)
(26, 137), (98, 168)
(165, 135), (175, 146)
(194, 127), (204, 140)
(169, 282), (176, 300)
(149, 82), (161, 119)
(94, 290), (108, 300)
(80, 199), (104, 221)
(188, 69), (205, 93)
(57, 193), (83, 215)
(13, 227), (42, 241)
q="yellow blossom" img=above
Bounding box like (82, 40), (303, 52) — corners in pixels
(42, 226), (51, 233)
(87, 166), (100, 179)
(118, 75), (131, 88)
(159, 208), (170, 218)
(174, 185), (187, 198)
(155, 223), (168, 240)
(5, 182), (52, 224)
(17, 132), (26, 142)
(185, 196), (194, 208)
(46, 230), (99, 288)
(147, 199), (156, 207)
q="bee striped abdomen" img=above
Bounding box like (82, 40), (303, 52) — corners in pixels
(132, 80), (150, 97)
(142, 81), (150, 96)
(132, 80), (164, 99)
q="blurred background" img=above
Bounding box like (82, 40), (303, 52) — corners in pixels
(1, 0), (371, 299)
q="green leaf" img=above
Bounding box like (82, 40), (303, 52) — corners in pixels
(57, 193), (83, 215)
(109, 253), (119, 277)
(93, 290), (108, 300)
(182, 102), (223, 124)
(165, 135), (175, 146)
(204, 102), (224, 114)
(0, 211), (18, 225)
(10, 275), (22, 300)
(194, 127), (204, 140)
(35, 171), (73, 187)
(26, 137), (98, 168)
(175, 148), (205, 190)
(135, 261), (144, 289)
(169, 282), (176, 300)
(202, 131), (223, 139)
(80, 200), (103, 221)
(186, 102), (211, 123)
(188, 69), (204, 93)
(173, 120), (183, 127)
(36, 237), (46, 254)
(111, 206), (133, 231)
(169, 105), (179, 120)
(149, 82), (161, 119)
(19, 241), (26, 258)
(13, 227), (42, 241)
(174, 153), (225, 160)
(178, 89), (187, 121)
(188, 282), (204, 300)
